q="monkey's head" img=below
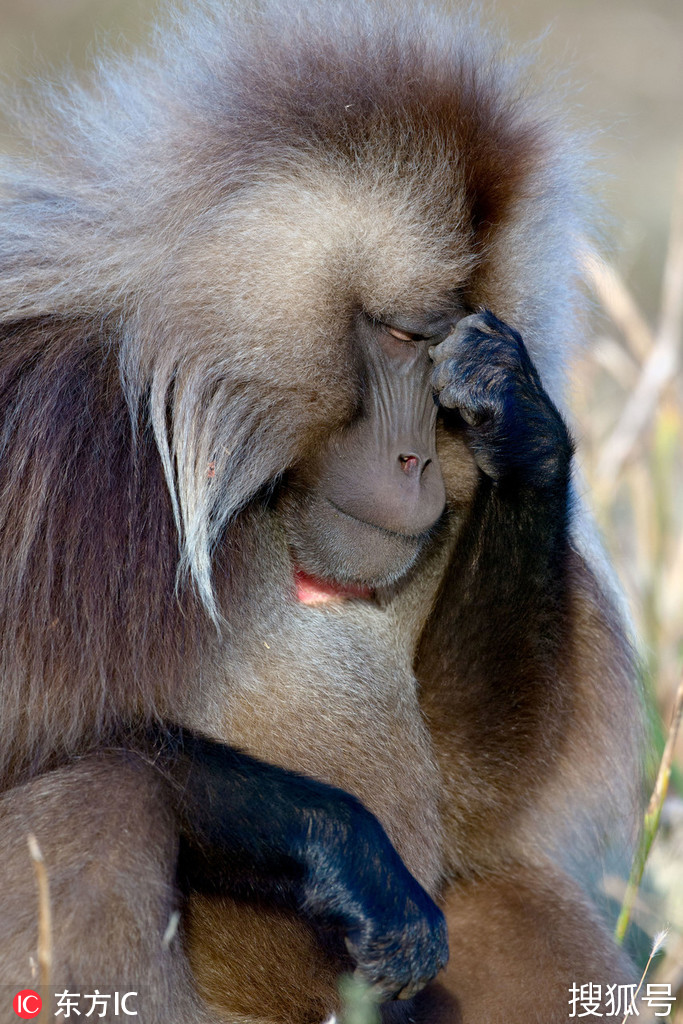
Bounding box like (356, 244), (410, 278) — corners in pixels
(16, 4), (583, 614)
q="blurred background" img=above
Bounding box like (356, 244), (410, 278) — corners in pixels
(1, 0), (682, 1014)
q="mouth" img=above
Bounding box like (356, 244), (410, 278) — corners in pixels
(291, 497), (429, 606)
(323, 496), (426, 542)
(279, 487), (428, 600)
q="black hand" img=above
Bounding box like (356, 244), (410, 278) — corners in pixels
(431, 310), (573, 490)
(155, 728), (448, 1001)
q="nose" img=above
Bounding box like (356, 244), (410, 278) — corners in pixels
(398, 453), (430, 477)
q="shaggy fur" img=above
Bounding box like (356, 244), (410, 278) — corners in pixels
(0, 3), (644, 1022)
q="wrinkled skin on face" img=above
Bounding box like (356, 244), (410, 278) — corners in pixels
(280, 312), (461, 589)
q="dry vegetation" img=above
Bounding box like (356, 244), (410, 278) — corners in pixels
(576, 162), (683, 1016)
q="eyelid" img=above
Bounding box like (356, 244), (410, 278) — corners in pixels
(385, 325), (427, 343)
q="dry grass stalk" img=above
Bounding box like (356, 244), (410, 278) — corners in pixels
(594, 156), (683, 489)
(616, 671), (683, 944)
(581, 248), (654, 362)
(27, 833), (52, 992)
(592, 335), (640, 390)
(653, 933), (683, 1008)
(619, 929), (669, 1024)
(162, 909), (181, 949)
(658, 154), (683, 354)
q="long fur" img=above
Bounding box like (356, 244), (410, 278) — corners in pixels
(0, 0), (591, 781)
(0, 6), (645, 1021)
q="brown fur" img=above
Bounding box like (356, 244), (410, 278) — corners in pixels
(0, 3), (644, 1022)
(434, 865), (635, 1024)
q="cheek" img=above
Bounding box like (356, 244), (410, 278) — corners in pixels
(259, 344), (360, 469)
(300, 350), (359, 422)
(290, 328), (363, 448)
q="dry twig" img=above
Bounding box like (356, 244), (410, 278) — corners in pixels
(582, 249), (654, 362)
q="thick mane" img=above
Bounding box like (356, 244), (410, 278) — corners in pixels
(197, 6), (544, 228)
(0, 315), (201, 779)
(0, 0), (590, 776)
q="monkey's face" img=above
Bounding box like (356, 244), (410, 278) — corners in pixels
(145, 171), (477, 610)
(279, 312), (457, 589)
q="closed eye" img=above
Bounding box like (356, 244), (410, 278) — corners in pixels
(384, 326), (429, 343)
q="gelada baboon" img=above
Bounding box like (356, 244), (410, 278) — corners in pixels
(0, 1), (645, 1022)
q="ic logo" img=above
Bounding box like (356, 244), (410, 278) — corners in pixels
(13, 991), (42, 1019)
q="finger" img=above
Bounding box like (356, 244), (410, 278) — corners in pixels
(429, 312), (492, 365)
(459, 407), (482, 427)
(432, 358), (481, 397)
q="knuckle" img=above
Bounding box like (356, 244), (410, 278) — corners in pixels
(460, 311), (489, 333)
(429, 339), (452, 363)
(430, 333), (461, 364)
(438, 388), (461, 411)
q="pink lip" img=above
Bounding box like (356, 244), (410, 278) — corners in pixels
(294, 569), (375, 606)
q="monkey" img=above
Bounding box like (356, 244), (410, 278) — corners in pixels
(0, 2), (647, 1023)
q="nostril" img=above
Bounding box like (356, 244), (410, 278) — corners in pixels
(399, 454), (420, 475)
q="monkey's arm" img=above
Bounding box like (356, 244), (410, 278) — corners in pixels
(430, 309), (572, 629)
(419, 311), (577, 849)
(421, 309), (638, 864)
(412, 311), (642, 1021)
(155, 728), (448, 1001)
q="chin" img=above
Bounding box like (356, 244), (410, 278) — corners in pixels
(279, 489), (427, 588)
